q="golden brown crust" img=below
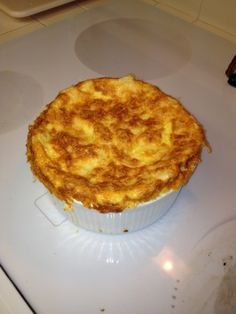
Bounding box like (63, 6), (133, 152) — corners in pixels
(27, 75), (208, 213)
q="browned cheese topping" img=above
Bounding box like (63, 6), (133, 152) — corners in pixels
(27, 75), (208, 213)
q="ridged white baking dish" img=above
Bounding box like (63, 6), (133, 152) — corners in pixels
(53, 189), (180, 234)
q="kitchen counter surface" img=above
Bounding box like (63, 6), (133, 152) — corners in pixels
(0, 0), (235, 45)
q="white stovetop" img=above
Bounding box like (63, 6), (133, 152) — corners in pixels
(0, 267), (33, 313)
(0, 1), (236, 313)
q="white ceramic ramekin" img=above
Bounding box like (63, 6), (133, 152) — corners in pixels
(54, 189), (181, 234)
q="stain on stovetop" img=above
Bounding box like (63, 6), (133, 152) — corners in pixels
(74, 18), (191, 80)
(169, 219), (236, 313)
(170, 256), (236, 313)
(0, 71), (43, 134)
(214, 261), (236, 314)
(170, 279), (181, 310)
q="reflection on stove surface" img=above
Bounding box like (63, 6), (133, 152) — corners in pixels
(34, 192), (179, 265)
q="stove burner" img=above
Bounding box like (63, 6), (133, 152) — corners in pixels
(0, 71), (43, 134)
(75, 18), (191, 79)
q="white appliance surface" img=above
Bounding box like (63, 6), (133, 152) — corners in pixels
(0, 0), (75, 18)
(0, 1), (236, 313)
(0, 266), (33, 313)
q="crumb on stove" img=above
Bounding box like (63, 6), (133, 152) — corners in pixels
(222, 255), (233, 267)
(123, 229), (129, 232)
